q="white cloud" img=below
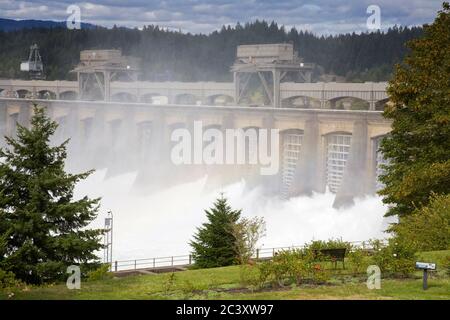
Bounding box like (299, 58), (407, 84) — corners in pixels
(0, 0), (443, 34)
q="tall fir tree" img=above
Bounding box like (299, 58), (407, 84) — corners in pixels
(190, 195), (241, 268)
(379, 3), (450, 217)
(0, 105), (103, 284)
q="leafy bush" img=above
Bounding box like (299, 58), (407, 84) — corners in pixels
(0, 269), (23, 289)
(238, 265), (260, 290)
(180, 280), (197, 298)
(443, 256), (450, 277)
(163, 273), (177, 294)
(86, 264), (113, 282)
(256, 248), (330, 288)
(391, 194), (450, 251)
(310, 264), (331, 284)
(307, 238), (352, 252)
(230, 217), (266, 265)
(348, 248), (370, 274)
(257, 261), (274, 288)
(371, 238), (416, 277)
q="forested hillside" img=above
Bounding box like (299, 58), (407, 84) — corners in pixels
(0, 20), (423, 82)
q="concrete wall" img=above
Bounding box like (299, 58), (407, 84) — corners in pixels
(0, 98), (392, 206)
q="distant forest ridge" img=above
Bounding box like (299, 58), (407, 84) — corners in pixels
(0, 20), (424, 82)
(0, 18), (96, 32)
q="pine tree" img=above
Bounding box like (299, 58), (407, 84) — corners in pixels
(0, 105), (103, 284)
(190, 195), (241, 268)
(379, 3), (450, 217)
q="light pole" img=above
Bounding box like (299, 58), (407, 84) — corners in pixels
(104, 210), (113, 271)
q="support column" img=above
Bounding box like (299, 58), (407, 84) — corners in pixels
(0, 101), (8, 147)
(133, 109), (171, 192)
(105, 107), (139, 177)
(65, 106), (82, 172)
(258, 114), (279, 195)
(104, 71), (111, 102)
(288, 115), (321, 197)
(18, 102), (31, 129)
(333, 120), (369, 208)
(203, 113), (240, 190)
(234, 72), (240, 105)
(273, 70), (281, 108)
(89, 106), (107, 169)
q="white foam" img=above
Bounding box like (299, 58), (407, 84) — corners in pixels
(74, 169), (395, 261)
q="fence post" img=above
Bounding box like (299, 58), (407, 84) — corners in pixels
(189, 255), (192, 265)
(256, 249), (259, 260)
(153, 258), (155, 268)
(171, 256), (174, 266)
(114, 261), (118, 272)
(134, 260), (137, 270)
(272, 248), (275, 257)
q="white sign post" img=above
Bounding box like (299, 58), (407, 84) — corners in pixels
(415, 262), (436, 290)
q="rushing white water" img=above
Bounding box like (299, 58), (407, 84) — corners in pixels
(74, 169), (395, 261)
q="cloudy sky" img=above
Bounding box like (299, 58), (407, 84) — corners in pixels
(0, 0), (444, 34)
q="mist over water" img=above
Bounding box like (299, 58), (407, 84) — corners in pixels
(74, 169), (395, 261)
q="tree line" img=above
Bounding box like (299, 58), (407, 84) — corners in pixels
(0, 21), (423, 82)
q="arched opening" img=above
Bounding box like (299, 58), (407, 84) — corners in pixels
(38, 90), (56, 100)
(16, 89), (31, 98)
(60, 91), (78, 100)
(327, 97), (370, 110)
(280, 129), (304, 196)
(282, 96), (321, 109)
(111, 92), (137, 102)
(174, 94), (198, 105)
(325, 132), (352, 193)
(375, 98), (390, 111)
(140, 93), (169, 104)
(0, 88), (5, 97)
(206, 94), (234, 106)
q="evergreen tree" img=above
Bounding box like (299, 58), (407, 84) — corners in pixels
(0, 105), (103, 284)
(0, 20), (423, 82)
(190, 195), (241, 268)
(379, 3), (450, 217)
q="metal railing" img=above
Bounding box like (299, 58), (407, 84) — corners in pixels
(111, 239), (388, 272)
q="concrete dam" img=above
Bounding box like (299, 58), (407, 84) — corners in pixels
(0, 44), (392, 207)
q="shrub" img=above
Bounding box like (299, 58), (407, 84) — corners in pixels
(0, 269), (23, 289)
(310, 264), (331, 284)
(238, 265), (260, 290)
(307, 238), (352, 252)
(371, 238), (416, 277)
(391, 194), (450, 251)
(257, 261), (274, 288)
(86, 264), (113, 282)
(163, 273), (177, 294)
(256, 248), (331, 288)
(230, 217), (266, 265)
(443, 256), (450, 277)
(348, 248), (369, 274)
(180, 280), (197, 298)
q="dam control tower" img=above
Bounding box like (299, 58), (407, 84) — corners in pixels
(231, 43), (315, 108)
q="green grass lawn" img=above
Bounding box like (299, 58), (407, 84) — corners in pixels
(1, 250), (449, 300)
